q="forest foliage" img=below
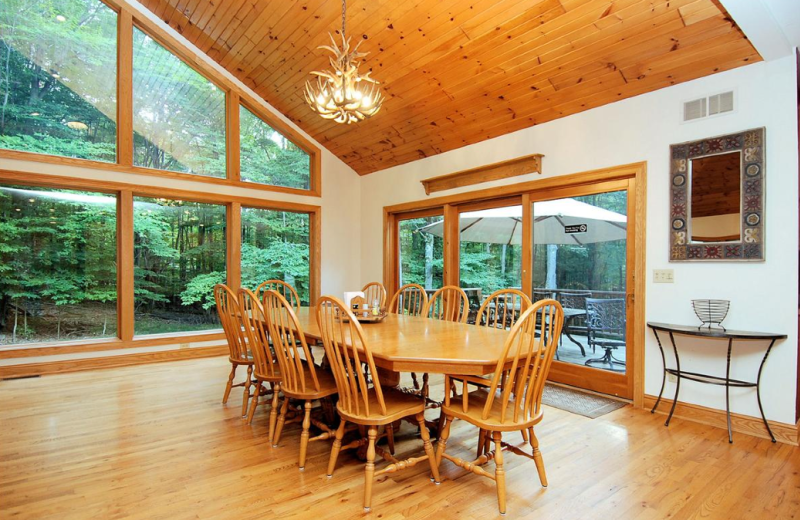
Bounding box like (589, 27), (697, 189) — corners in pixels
(0, 0), (313, 344)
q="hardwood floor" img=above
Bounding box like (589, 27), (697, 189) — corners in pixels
(1, 357), (798, 519)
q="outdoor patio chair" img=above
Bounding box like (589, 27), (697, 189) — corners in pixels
(584, 298), (626, 370)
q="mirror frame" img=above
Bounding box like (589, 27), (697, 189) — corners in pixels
(669, 127), (765, 262)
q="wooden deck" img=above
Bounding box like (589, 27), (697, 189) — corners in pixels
(1, 357), (798, 519)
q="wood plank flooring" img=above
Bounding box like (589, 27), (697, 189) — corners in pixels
(1, 358), (798, 519)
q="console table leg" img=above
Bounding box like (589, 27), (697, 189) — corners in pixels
(725, 338), (733, 444)
(665, 331), (680, 427)
(651, 329), (667, 414)
(756, 339), (777, 443)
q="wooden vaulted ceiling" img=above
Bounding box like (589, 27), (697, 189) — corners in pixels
(138, 0), (761, 175)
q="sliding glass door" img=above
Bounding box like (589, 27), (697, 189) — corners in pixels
(532, 182), (634, 398)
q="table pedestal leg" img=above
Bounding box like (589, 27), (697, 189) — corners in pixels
(756, 339), (777, 443)
(725, 338), (733, 443)
(651, 329), (667, 413)
(666, 331), (681, 427)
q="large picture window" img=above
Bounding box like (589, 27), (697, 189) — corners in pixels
(132, 28), (226, 177)
(133, 197), (226, 335)
(239, 105), (311, 190)
(0, 0), (118, 162)
(241, 207), (310, 305)
(0, 184), (117, 345)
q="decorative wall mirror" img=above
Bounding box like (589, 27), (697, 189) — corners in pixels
(669, 127), (765, 261)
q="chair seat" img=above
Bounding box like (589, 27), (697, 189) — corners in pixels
(592, 339), (626, 349)
(229, 355), (254, 365)
(280, 365), (338, 400)
(443, 388), (542, 432)
(337, 387), (426, 426)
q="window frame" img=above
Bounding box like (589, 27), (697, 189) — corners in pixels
(0, 0), (321, 197)
(0, 167), (321, 357)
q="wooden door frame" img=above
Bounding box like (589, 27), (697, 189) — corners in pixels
(384, 162), (647, 406)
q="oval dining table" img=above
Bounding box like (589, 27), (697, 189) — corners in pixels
(293, 306), (514, 382)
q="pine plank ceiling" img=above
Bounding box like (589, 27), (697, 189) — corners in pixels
(137, 0), (761, 175)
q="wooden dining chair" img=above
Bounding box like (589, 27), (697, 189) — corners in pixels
(416, 285), (470, 397)
(457, 288), (534, 447)
(475, 288), (532, 330)
(424, 285), (469, 323)
(387, 283), (428, 316)
(436, 299), (564, 515)
(317, 296), (441, 513)
(238, 288), (282, 438)
(214, 284), (254, 417)
(361, 281), (387, 309)
(255, 279), (301, 311)
(263, 290), (338, 471)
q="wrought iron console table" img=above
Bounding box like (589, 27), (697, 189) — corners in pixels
(647, 322), (786, 443)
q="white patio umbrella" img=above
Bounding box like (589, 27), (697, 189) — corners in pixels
(417, 198), (627, 246)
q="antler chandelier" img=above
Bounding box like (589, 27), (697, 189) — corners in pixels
(304, 0), (384, 124)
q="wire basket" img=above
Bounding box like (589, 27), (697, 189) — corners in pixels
(691, 299), (730, 330)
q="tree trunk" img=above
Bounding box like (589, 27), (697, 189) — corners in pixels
(424, 233), (434, 289)
(545, 244), (558, 289)
(12, 305), (18, 343)
(500, 244), (507, 277)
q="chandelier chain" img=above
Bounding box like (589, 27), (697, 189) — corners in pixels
(341, 0), (346, 37)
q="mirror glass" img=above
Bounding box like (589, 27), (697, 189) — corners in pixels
(689, 151), (741, 243)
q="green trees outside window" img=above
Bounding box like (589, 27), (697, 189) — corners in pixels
(241, 207), (310, 305)
(133, 198), (226, 335)
(459, 207), (522, 296)
(240, 105), (310, 190)
(0, 184), (117, 345)
(398, 216), (443, 291)
(0, 0), (118, 162)
(132, 28), (226, 177)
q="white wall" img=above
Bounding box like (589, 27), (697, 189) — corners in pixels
(359, 56), (799, 425)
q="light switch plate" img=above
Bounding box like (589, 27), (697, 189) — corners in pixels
(653, 269), (674, 283)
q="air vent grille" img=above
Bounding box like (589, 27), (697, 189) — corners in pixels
(684, 98), (707, 121)
(683, 91), (734, 122)
(708, 91), (734, 115)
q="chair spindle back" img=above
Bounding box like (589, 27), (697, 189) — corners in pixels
(361, 282), (387, 309)
(481, 299), (563, 424)
(388, 283), (428, 316)
(255, 279), (301, 311)
(316, 296), (386, 418)
(238, 288), (279, 379)
(476, 289), (532, 330)
(214, 284), (249, 363)
(424, 285), (469, 323)
(262, 290), (320, 395)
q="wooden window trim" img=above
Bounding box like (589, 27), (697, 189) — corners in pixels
(0, 0), (321, 198)
(0, 167), (321, 357)
(384, 161), (647, 406)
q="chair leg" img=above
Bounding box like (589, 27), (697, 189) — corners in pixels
(493, 431), (506, 515)
(386, 422), (395, 455)
(222, 364), (237, 404)
(435, 414), (453, 468)
(268, 384), (280, 443)
(241, 365), (253, 417)
(530, 428), (548, 487)
(477, 429), (486, 458)
(272, 398), (290, 447)
(246, 380), (261, 425)
(299, 400), (312, 471)
(327, 420), (347, 477)
(520, 427), (529, 443)
(364, 427), (378, 512)
(416, 413), (440, 484)
(411, 372), (420, 391)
